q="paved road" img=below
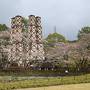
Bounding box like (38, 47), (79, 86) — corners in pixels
(15, 83), (90, 90)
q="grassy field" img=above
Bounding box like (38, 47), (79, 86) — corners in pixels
(15, 83), (90, 90)
(0, 74), (90, 90)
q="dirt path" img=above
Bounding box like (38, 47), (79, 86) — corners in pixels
(15, 83), (90, 90)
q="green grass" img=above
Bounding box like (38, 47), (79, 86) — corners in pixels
(0, 74), (90, 90)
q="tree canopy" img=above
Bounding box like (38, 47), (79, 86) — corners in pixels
(0, 24), (8, 31)
(46, 32), (66, 44)
(22, 17), (28, 32)
(78, 27), (90, 39)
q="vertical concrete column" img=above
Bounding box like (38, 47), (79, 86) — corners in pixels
(36, 16), (45, 60)
(27, 15), (37, 61)
(9, 15), (24, 67)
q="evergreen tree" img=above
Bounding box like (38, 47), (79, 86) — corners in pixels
(0, 24), (8, 31)
(78, 27), (90, 40)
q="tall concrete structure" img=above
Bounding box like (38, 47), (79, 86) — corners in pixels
(27, 15), (37, 61)
(27, 15), (44, 62)
(8, 15), (24, 67)
(8, 15), (45, 68)
(36, 16), (45, 60)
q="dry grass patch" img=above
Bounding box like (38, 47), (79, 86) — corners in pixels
(16, 83), (90, 90)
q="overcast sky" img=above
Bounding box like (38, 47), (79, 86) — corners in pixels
(0, 0), (90, 40)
